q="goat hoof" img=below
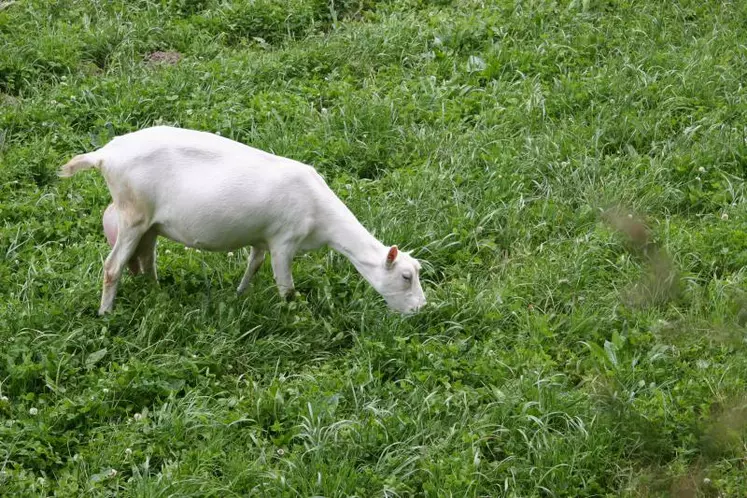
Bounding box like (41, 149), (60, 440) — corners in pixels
(280, 291), (295, 302)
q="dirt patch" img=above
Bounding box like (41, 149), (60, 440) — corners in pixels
(1, 93), (20, 108)
(145, 51), (182, 66)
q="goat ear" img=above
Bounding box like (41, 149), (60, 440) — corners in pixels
(386, 245), (398, 268)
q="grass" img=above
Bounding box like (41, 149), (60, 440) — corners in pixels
(1, 0), (746, 495)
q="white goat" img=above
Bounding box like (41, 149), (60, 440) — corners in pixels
(59, 126), (426, 315)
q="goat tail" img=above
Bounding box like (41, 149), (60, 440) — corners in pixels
(58, 153), (102, 178)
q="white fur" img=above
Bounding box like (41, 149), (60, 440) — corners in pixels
(59, 126), (426, 315)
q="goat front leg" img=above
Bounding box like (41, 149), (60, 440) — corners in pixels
(99, 222), (147, 315)
(237, 246), (266, 294)
(269, 244), (296, 299)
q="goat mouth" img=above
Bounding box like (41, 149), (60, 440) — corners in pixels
(395, 305), (423, 315)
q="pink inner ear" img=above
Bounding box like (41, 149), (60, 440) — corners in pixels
(387, 245), (398, 262)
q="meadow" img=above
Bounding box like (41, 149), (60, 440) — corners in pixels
(1, 0), (747, 495)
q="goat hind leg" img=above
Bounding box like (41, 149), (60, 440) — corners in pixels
(135, 227), (159, 281)
(104, 203), (141, 275)
(237, 246), (266, 294)
(99, 222), (148, 315)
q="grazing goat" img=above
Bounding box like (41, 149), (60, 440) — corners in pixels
(59, 126), (426, 315)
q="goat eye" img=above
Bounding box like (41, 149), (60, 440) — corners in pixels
(402, 273), (412, 281)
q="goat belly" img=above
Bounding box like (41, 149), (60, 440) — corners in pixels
(152, 207), (271, 252)
(145, 170), (315, 252)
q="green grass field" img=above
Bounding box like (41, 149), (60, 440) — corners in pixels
(2, 0), (747, 495)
